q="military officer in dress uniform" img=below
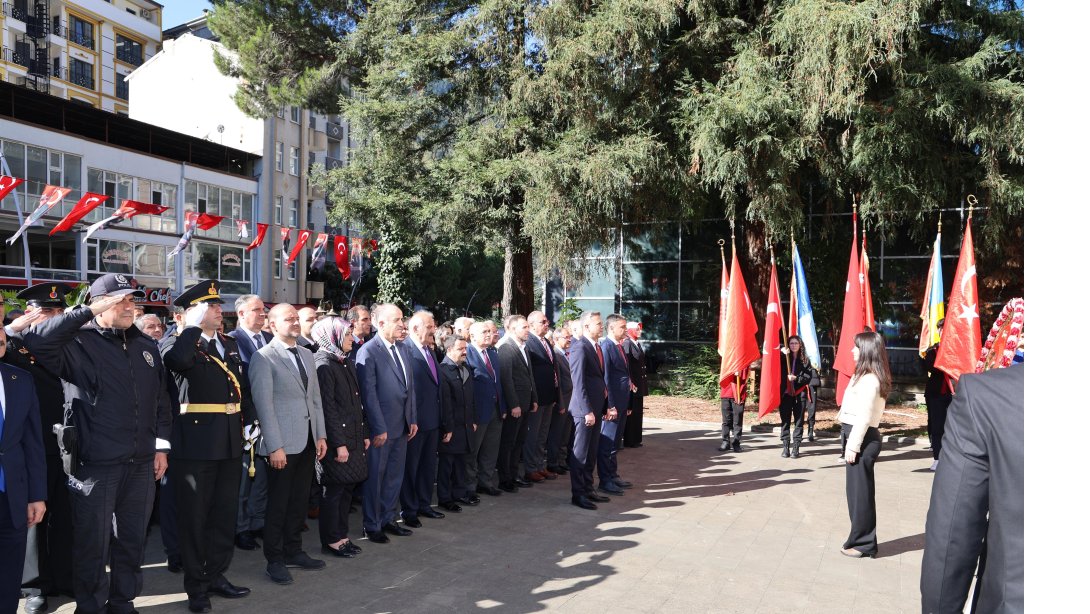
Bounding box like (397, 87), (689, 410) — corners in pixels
(3, 283), (74, 613)
(161, 280), (254, 613)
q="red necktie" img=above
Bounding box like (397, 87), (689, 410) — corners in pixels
(482, 349), (496, 380)
(595, 342), (604, 371)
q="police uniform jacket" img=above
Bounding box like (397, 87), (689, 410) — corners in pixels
(4, 332), (65, 457)
(24, 307), (173, 465)
(161, 326), (253, 461)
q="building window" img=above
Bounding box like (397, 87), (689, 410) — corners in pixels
(187, 240), (252, 294)
(274, 196), (283, 225)
(274, 250), (282, 279)
(1, 139), (81, 213)
(183, 181), (255, 243)
(288, 199), (298, 227)
(69, 15), (95, 50)
(289, 147), (299, 175)
(116, 79), (129, 100)
(69, 59), (94, 89)
(288, 260), (296, 281)
(116, 34), (143, 66)
(290, 106), (300, 123)
(275, 142), (283, 172)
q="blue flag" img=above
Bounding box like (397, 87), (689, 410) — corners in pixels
(791, 242), (822, 368)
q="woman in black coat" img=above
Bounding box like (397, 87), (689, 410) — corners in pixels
(312, 317), (370, 558)
(436, 335), (476, 512)
(779, 335), (814, 459)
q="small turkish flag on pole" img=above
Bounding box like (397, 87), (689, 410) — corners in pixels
(833, 208), (865, 404)
(934, 211), (981, 385)
(758, 253), (784, 419)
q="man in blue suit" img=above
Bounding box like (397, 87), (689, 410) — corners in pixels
(0, 326), (46, 612)
(566, 312), (610, 510)
(465, 321), (504, 498)
(400, 311), (445, 527)
(356, 304), (418, 543)
(598, 314), (635, 496)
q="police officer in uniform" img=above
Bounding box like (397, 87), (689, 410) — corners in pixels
(161, 280), (253, 613)
(3, 283), (74, 612)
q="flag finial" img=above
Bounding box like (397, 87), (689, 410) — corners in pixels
(966, 194), (977, 220)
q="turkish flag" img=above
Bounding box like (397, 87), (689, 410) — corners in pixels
(833, 214), (865, 404)
(861, 234), (876, 331)
(285, 229), (311, 266)
(758, 256), (784, 418)
(246, 223), (269, 252)
(50, 192), (109, 235)
(718, 243), (760, 387)
(0, 175), (25, 200)
(716, 247), (730, 358)
(8, 185), (72, 244)
(194, 213), (225, 230)
(334, 235), (350, 279)
(934, 221), (981, 384)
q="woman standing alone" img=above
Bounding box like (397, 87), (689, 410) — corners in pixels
(837, 331), (891, 558)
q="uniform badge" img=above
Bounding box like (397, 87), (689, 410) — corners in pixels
(49, 286), (58, 299)
(143, 351), (156, 367)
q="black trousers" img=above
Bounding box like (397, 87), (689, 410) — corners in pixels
(569, 405), (603, 498)
(720, 398), (744, 443)
(400, 428), (439, 518)
(779, 395), (805, 444)
(926, 393), (952, 460)
(843, 425), (882, 555)
(546, 407), (572, 470)
(623, 392), (644, 447)
(71, 460), (156, 614)
(497, 412), (527, 485)
(318, 482), (356, 545)
(25, 454), (74, 596)
(436, 453), (468, 503)
(172, 457), (241, 597)
(0, 490), (28, 613)
(263, 441), (316, 564)
(806, 392), (817, 434)
(159, 469), (179, 562)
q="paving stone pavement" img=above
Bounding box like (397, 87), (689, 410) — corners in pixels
(29, 418), (934, 613)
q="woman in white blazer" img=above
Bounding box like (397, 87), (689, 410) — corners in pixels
(837, 331), (891, 558)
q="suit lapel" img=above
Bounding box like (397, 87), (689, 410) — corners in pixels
(0, 367), (17, 447)
(274, 345), (306, 391)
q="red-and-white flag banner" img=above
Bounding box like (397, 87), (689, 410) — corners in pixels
(367, 238), (379, 256)
(0, 175), (24, 201)
(334, 235), (350, 280)
(83, 200), (169, 240)
(50, 192), (108, 235)
(245, 223), (269, 252)
(719, 240), (761, 390)
(758, 253), (784, 419)
(8, 185), (72, 244)
(167, 211), (200, 258)
(280, 227), (292, 261)
(236, 220), (249, 239)
(285, 229), (311, 266)
(934, 218), (981, 385)
(833, 210), (865, 404)
(195, 213), (225, 230)
(350, 237), (363, 257)
(716, 244), (730, 359)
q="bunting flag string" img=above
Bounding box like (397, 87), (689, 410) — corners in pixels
(83, 200), (170, 241)
(245, 222), (269, 252)
(8, 185), (72, 244)
(50, 192), (109, 236)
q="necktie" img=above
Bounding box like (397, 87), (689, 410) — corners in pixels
(540, 335), (553, 362)
(287, 346), (308, 389)
(617, 341), (628, 369)
(482, 349), (496, 380)
(206, 339), (221, 361)
(595, 342), (604, 371)
(425, 346), (438, 383)
(253, 333), (264, 349)
(390, 344), (406, 385)
(0, 393), (5, 492)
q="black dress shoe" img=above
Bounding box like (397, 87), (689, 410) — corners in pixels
(514, 477), (533, 487)
(266, 562), (293, 585)
(383, 522), (413, 536)
(455, 495), (480, 506)
(167, 555), (183, 573)
(235, 532), (259, 551)
(401, 516), (422, 528)
(587, 491), (611, 503)
(477, 486), (502, 496)
(438, 501), (463, 513)
(345, 541), (363, 554)
(732, 441), (742, 453)
(571, 496), (598, 510)
(718, 440), (729, 451)
(419, 507), (446, 519)
(365, 530), (389, 544)
(599, 483), (624, 496)
(187, 594), (212, 613)
(499, 483), (518, 493)
(209, 578), (251, 598)
(23, 594), (48, 614)
(631, 443), (643, 448)
(285, 552), (326, 570)
(613, 479), (633, 488)
(321, 543), (356, 558)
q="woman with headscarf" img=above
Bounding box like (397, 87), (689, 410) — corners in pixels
(312, 317), (370, 558)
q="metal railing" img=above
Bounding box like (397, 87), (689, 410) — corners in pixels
(68, 30), (95, 51)
(115, 79), (128, 100)
(69, 70), (93, 89)
(116, 48), (143, 66)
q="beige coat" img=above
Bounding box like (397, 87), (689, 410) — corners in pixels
(836, 373), (886, 454)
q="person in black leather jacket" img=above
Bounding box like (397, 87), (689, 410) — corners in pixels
(779, 335), (814, 459)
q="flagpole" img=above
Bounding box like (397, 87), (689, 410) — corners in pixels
(0, 154), (34, 287)
(731, 225), (740, 396)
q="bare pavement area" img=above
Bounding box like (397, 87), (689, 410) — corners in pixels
(33, 418), (934, 613)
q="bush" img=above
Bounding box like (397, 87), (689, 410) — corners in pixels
(654, 345), (722, 401)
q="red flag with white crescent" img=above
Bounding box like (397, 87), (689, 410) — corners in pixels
(195, 213), (225, 230)
(0, 175), (24, 201)
(758, 255), (784, 418)
(833, 212), (865, 404)
(8, 185), (72, 244)
(245, 223), (269, 252)
(934, 220), (981, 385)
(83, 200), (170, 240)
(285, 229), (311, 266)
(334, 235), (350, 279)
(50, 191), (108, 235)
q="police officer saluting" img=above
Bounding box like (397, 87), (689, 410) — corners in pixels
(23, 274), (173, 614)
(3, 283), (76, 612)
(160, 280), (253, 613)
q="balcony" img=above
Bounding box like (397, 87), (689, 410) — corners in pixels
(326, 121), (343, 140)
(116, 79), (129, 101)
(116, 48), (144, 67)
(325, 157), (343, 171)
(69, 70), (93, 89)
(68, 30), (95, 51)
(2, 2), (28, 22)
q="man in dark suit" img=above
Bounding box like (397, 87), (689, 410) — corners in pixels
(227, 294), (272, 552)
(0, 326), (46, 614)
(567, 311), (610, 510)
(546, 325), (574, 476)
(249, 304), (328, 585)
(436, 335), (475, 512)
(297, 306), (320, 353)
(525, 312), (560, 482)
(356, 304), (418, 543)
(598, 314), (634, 496)
(4, 283), (74, 609)
(465, 321), (504, 498)
(496, 315), (537, 493)
(400, 311), (445, 527)
(161, 280), (254, 611)
(622, 322), (648, 449)
(921, 363), (1023, 613)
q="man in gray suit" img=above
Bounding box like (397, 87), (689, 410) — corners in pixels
(921, 363), (1023, 613)
(248, 304), (328, 586)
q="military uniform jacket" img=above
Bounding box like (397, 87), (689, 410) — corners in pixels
(161, 326), (253, 461)
(3, 332), (65, 457)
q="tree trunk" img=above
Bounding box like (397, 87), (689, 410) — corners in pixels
(501, 239), (535, 318)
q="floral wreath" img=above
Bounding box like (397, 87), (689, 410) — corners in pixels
(977, 297), (1024, 372)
